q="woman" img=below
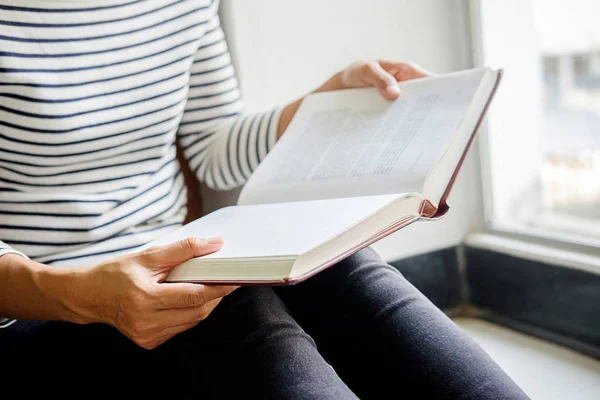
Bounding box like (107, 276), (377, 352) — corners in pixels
(0, 1), (527, 398)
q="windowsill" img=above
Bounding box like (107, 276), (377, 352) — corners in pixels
(465, 232), (600, 276)
(391, 234), (600, 359)
(510, 211), (600, 245)
(455, 317), (600, 400)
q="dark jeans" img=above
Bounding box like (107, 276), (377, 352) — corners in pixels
(0, 248), (527, 399)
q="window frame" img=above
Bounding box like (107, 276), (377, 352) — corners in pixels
(468, 0), (600, 264)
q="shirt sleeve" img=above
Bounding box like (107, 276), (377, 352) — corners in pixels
(0, 240), (23, 329)
(176, 8), (283, 191)
(0, 239), (27, 260)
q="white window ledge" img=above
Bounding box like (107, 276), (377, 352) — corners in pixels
(455, 317), (600, 400)
(465, 232), (600, 276)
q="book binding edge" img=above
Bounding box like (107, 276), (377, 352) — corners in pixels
(434, 69), (503, 217)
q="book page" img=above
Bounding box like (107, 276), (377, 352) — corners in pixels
(291, 193), (424, 280)
(422, 68), (500, 206)
(143, 193), (401, 259)
(238, 68), (487, 206)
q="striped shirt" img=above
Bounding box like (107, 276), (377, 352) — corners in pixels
(0, 0), (282, 326)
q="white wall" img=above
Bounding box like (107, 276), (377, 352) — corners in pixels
(221, 0), (474, 111)
(217, 0), (482, 261)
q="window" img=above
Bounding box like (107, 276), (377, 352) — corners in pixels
(474, 0), (600, 247)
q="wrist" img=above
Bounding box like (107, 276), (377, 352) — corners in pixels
(31, 261), (95, 324)
(0, 254), (80, 322)
(16, 257), (92, 323)
(278, 72), (345, 138)
(315, 71), (345, 93)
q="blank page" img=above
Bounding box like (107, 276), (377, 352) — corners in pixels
(144, 194), (401, 259)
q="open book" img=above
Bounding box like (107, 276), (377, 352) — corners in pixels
(147, 67), (502, 285)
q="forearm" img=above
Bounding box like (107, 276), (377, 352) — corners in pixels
(0, 254), (88, 323)
(278, 71), (344, 138)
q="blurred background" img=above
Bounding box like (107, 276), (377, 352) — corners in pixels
(527, 0), (600, 241)
(484, 0), (600, 245)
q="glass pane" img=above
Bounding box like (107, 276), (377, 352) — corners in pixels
(502, 0), (600, 243)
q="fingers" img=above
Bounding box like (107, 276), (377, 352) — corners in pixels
(379, 61), (433, 81)
(136, 297), (224, 349)
(135, 321), (200, 350)
(121, 290), (229, 350)
(157, 297), (224, 327)
(359, 61), (401, 100)
(138, 236), (224, 268)
(153, 281), (238, 309)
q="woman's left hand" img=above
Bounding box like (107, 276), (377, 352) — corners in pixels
(278, 60), (433, 137)
(335, 60), (433, 100)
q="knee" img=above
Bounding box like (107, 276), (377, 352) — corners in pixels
(223, 287), (286, 321)
(330, 247), (400, 281)
(218, 286), (310, 339)
(246, 318), (313, 350)
(346, 246), (383, 265)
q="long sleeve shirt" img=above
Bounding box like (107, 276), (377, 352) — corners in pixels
(0, 0), (282, 270)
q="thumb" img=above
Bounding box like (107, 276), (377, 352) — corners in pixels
(138, 237), (224, 270)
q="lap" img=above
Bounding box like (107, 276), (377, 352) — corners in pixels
(1, 248), (526, 399)
(0, 286), (355, 400)
(278, 248), (528, 400)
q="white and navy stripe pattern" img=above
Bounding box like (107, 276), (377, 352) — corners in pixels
(0, 0), (282, 269)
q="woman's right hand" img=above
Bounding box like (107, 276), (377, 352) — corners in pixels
(68, 237), (238, 349)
